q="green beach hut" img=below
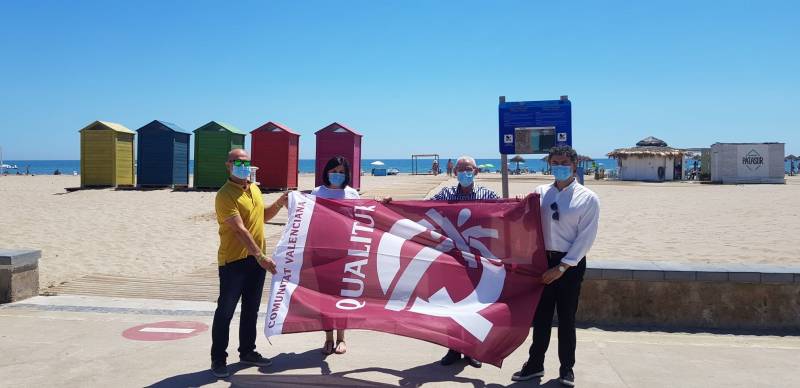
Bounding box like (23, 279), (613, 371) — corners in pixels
(193, 121), (246, 189)
(79, 120), (136, 187)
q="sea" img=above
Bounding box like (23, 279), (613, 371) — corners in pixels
(1, 158), (621, 176)
(4, 158), (798, 176)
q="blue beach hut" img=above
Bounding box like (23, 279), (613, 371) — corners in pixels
(136, 120), (191, 187)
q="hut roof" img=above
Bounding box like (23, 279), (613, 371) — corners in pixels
(251, 121), (299, 135)
(79, 120), (135, 134)
(636, 136), (668, 147)
(607, 136), (685, 159)
(316, 122), (361, 136)
(194, 121), (245, 134)
(138, 120), (189, 134)
(155, 120), (189, 133)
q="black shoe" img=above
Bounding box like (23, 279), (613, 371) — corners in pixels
(559, 369), (575, 386)
(211, 360), (229, 378)
(511, 361), (545, 381)
(440, 349), (462, 366)
(239, 351), (273, 367)
(465, 357), (482, 368)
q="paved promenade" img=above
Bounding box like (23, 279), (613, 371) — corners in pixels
(2, 295), (798, 388)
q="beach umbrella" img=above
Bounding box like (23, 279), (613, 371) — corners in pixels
(785, 154), (797, 161)
(370, 161), (385, 166)
(510, 155), (525, 171)
(484, 163), (495, 168)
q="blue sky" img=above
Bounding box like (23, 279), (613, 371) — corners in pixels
(1, 0), (798, 160)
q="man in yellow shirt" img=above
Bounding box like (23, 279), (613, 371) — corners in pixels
(211, 148), (287, 378)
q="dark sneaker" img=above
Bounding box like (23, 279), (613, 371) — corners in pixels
(559, 369), (575, 386)
(211, 360), (229, 378)
(239, 351), (272, 367)
(440, 349), (462, 366)
(465, 357), (482, 368)
(511, 362), (545, 381)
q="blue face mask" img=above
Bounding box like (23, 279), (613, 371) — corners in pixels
(457, 171), (474, 187)
(328, 172), (346, 187)
(552, 165), (573, 182)
(231, 164), (251, 180)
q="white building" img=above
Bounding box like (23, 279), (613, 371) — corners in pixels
(608, 136), (685, 182)
(710, 142), (785, 184)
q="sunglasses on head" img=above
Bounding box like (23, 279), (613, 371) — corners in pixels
(229, 160), (251, 167)
(550, 202), (559, 221)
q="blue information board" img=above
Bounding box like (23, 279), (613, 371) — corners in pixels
(498, 99), (572, 154)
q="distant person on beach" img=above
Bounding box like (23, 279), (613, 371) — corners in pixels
(512, 145), (599, 387)
(211, 148), (288, 378)
(432, 159), (440, 176)
(311, 156), (360, 356)
(447, 158), (454, 176)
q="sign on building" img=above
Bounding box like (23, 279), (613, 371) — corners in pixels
(711, 142), (785, 184)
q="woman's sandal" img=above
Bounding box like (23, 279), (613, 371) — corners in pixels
(334, 340), (347, 354)
(322, 339), (334, 355)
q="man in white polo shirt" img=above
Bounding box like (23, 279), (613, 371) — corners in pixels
(513, 146), (600, 387)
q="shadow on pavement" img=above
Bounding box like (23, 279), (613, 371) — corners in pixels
(147, 350), (564, 387)
(147, 349), (330, 387)
(231, 374), (395, 387)
(327, 360), (504, 388)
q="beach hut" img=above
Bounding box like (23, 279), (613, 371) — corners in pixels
(193, 121), (246, 189)
(79, 120), (135, 187)
(250, 121), (300, 190)
(710, 142), (785, 184)
(315, 122), (362, 190)
(136, 120), (190, 187)
(607, 136), (685, 182)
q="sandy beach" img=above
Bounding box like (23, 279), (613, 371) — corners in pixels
(1, 174), (799, 291)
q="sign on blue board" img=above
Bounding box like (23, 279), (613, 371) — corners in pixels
(498, 98), (572, 154)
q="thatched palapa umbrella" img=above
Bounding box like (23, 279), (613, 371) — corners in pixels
(511, 155), (525, 171)
(606, 136), (685, 160)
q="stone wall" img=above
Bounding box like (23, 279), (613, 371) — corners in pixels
(0, 249), (40, 303)
(575, 260), (800, 332)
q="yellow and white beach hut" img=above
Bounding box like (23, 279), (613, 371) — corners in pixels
(79, 120), (135, 187)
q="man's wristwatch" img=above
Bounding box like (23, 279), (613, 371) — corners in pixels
(557, 264), (569, 273)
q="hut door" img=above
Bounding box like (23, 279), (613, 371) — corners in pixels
(674, 158), (682, 180)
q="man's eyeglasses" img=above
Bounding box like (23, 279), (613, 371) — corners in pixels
(550, 202), (559, 221)
(229, 160), (251, 167)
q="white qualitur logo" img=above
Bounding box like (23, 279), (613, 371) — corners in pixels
(376, 208), (505, 342)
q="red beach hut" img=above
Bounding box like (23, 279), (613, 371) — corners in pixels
(250, 121), (300, 190)
(315, 122), (362, 190)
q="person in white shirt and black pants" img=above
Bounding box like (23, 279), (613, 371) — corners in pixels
(513, 146), (600, 387)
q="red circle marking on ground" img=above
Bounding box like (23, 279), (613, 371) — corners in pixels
(122, 321), (208, 341)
